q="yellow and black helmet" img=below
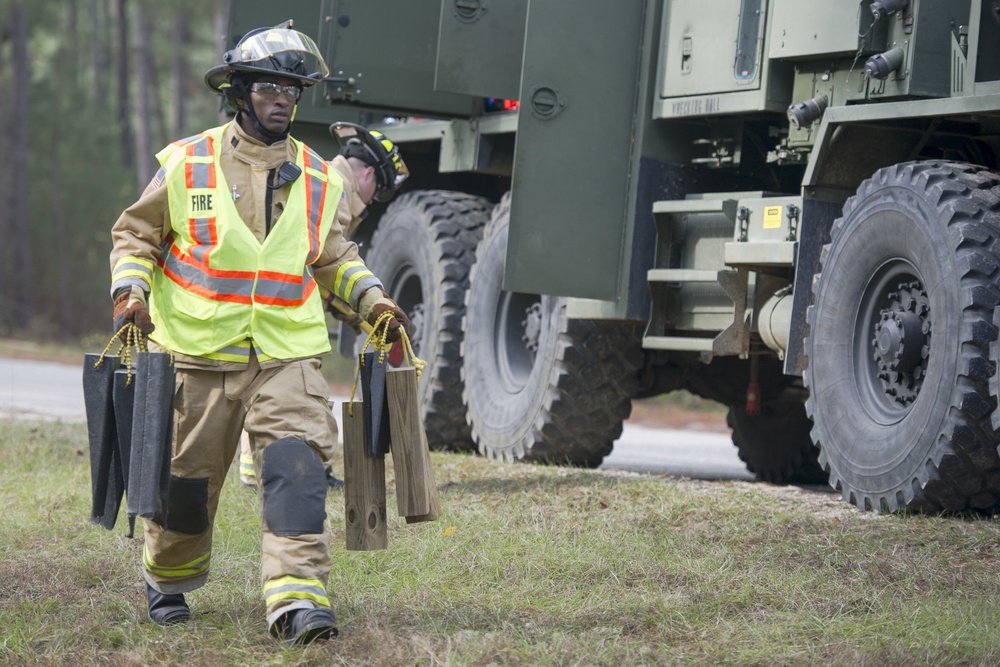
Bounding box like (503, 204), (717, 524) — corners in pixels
(205, 22), (330, 93)
(331, 122), (410, 203)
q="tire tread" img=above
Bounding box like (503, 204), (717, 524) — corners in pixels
(807, 160), (1000, 513)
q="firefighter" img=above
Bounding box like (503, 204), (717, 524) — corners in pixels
(329, 121), (411, 238)
(237, 123), (410, 489)
(108, 22), (409, 644)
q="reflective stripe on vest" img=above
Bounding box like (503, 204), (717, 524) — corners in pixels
(159, 134), (327, 306)
(148, 123), (339, 361)
(160, 237), (316, 306)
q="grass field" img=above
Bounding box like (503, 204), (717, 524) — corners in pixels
(4, 419), (1000, 666)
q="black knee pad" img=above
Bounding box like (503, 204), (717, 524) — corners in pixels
(165, 475), (209, 535)
(261, 438), (327, 536)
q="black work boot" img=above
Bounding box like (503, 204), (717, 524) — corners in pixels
(274, 607), (338, 645)
(146, 583), (191, 625)
(325, 467), (345, 490)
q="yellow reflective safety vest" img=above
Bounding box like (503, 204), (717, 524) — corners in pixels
(149, 124), (341, 362)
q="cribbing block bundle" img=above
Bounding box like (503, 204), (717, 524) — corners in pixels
(84, 348), (174, 537)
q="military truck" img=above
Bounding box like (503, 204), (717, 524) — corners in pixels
(227, 0), (1000, 513)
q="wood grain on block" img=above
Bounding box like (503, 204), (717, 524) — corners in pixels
(343, 401), (387, 550)
(386, 368), (440, 521)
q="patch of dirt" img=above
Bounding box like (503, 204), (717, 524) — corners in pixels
(0, 341), (85, 365)
(626, 399), (730, 433)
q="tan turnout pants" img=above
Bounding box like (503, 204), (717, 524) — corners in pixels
(142, 352), (338, 626)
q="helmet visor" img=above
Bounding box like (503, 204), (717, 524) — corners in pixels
(236, 28), (330, 79)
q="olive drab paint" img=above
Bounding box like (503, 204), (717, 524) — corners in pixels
(225, 0), (1000, 513)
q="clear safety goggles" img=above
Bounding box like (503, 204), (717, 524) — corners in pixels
(250, 81), (303, 101)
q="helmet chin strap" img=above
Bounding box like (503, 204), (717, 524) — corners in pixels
(232, 77), (290, 143)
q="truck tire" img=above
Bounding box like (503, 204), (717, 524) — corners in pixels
(364, 190), (491, 451)
(727, 397), (826, 485)
(805, 160), (1000, 513)
(462, 194), (643, 467)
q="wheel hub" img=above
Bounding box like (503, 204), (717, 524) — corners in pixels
(521, 303), (542, 353)
(870, 280), (930, 405)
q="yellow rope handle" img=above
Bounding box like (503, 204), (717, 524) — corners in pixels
(396, 325), (426, 379)
(94, 324), (144, 383)
(348, 311), (392, 410)
(93, 323), (168, 386)
(347, 311), (426, 415)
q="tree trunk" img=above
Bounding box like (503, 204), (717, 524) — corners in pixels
(9, 3), (31, 327)
(91, 0), (109, 110)
(116, 0), (134, 169)
(52, 1), (80, 334)
(66, 0), (79, 60)
(213, 0), (229, 124)
(142, 4), (168, 149)
(0, 19), (9, 331)
(133, 1), (154, 190)
(171, 11), (190, 137)
(47, 109), (71, 335)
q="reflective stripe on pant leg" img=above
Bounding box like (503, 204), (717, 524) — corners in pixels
(247, 360), (335, 619)
(143, 543), (210, 594)
(239, 454), (256, 481)
(239, 430), (256, 483)
(259, 437), (330, 621)
(263, 575), (330, 608)
(263, 574), (330, 633)
(143, 367), (244, 595)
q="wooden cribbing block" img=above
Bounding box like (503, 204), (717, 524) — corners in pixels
(386, 368), (440, 522)
(343, 401), (387, 550)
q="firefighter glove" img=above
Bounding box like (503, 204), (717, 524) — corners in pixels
(332, 308), (365, 335)
(325, 296), (365, 335)
(359, 288), (410, 343)
(113, 285), (155, 340)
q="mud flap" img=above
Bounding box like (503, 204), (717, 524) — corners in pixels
(83, 353), (123, 529)
(125, 352), (175, 535)
(360, 351), (391, 457)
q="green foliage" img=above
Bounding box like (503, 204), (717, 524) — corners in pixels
(1, 0), (225, 339)
(4, 419), (1000, 665)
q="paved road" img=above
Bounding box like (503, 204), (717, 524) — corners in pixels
(0, 356), (752, 481)
(0, 357), (95, 422)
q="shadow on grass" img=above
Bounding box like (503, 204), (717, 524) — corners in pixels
(436, 471), (642, 496)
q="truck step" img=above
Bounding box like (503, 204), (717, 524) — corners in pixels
(641, 335), (715, 352)
(647, 269), (718, 283)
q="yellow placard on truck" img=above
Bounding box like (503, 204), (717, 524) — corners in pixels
(763, 206), (782, 229)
